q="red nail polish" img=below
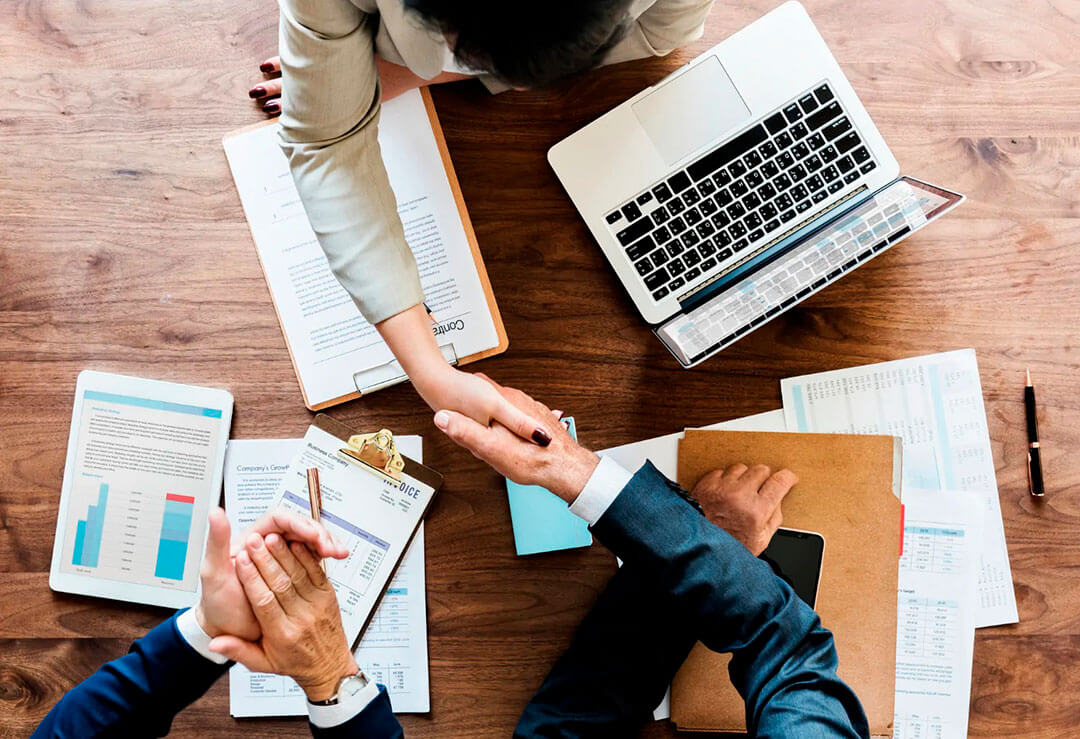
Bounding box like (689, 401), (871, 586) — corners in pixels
(263, 102), (280, 114)
(259, 62), (275, 73)
(532, 428), (552, 447)
(248, 86), (267, 99)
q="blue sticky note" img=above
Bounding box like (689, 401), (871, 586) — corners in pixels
(506, 417), (592, 556)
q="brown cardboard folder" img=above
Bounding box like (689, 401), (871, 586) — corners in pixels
(671, 430), (902, 737)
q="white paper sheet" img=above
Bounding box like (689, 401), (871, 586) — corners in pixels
(894, 489), (981, 739)
(222, 438), (430, 716)
(223, 89), (501, 407)
(780, 349), (1018, 627)
(599, 409), (788, 721)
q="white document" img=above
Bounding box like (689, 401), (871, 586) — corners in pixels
(894, 488), (981, 739)
(780, 349), (1018, 627)
(599, 409), (788, 721)
(223, 88), (501, 407)
(223, 437), (430, 716)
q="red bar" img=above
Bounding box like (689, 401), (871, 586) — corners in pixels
(166, 493), (195, 504)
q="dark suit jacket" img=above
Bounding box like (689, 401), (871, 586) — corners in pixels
(30, 611), (402, 738)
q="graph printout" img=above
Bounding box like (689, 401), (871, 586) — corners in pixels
(781, 349), (1018, 627)
(60, 390), (224, 592)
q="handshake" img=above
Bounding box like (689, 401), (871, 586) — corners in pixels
(192, 507), (359, 702)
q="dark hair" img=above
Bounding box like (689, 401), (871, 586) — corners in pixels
(404, 0), (634, 88)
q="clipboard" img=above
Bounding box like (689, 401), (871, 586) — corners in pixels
(310, 414), (443, 646)
(223, 87), (509, 412)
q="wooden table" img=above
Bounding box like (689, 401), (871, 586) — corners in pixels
(2, 0), (1078, 735)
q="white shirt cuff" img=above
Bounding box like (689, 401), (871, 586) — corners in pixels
(307, 678), (382, 728)
(569, 456), (633, 526)
(175, 608), (229, 665)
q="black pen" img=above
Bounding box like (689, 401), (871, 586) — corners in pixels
(1025, 369), (1045, 497)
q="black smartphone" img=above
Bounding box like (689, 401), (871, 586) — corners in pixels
(759, 528), (825, 608)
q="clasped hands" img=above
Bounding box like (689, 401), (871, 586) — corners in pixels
(193, 508), (359, 701)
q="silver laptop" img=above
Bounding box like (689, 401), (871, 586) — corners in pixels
(548, 1), (963, 367)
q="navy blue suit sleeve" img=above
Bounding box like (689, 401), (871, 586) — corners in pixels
(32, 609), (229, 738)
(308, 685), (403, 738)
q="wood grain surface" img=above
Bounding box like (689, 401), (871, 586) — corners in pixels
(2, 0), (1078, 736)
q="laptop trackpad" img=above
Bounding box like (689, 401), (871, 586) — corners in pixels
(632, 56), (751, 166)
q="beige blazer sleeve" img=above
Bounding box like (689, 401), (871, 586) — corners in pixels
(276, 0), (425, 325)
(603, 0), (716, 65)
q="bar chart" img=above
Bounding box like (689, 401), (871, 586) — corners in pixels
(154, 493), (194, 580)
(71, 482), (109, 568)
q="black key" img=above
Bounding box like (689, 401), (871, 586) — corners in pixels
(712, 211), (731, 229)
(828, 268), (842, 280)
(806, 174), (824, 192)
(729, 221), (748, 238)
(700, 199), (718, 217)
(668, 258), (687, 276)
(745, 171), (764, 188)
(791, 184), (809, 201)
(743, 192), (762, 211)
(684, 266), (702, 281)
(699, 239), (717, 257)
(668, 276), (686, 291)
(777, 151), (795, 169)
(682, 188), (701, 206)
(807, 101), (842, 130)
(715, 188), (733, 206)
(730, 180), (749, 198)
(764, 218), (780, 232)
(732, 238), (749, 252)
(697, 179), (717, 197)
(684, 210), (703, 227)
(636, 192), (653, 206)
(668, 171), (692, 192)
(651, 206), (670, 226)
(729, 160), (748, 179)
(652, 225), (672, 244)
(684, 249), (702, 267)
(791, 122), (809, 140)
(728, 202), (746, 219)
(812, 190), (828, 203)
(843, 171), (860, 184)
(822, 165), (840, 182)
(812, 278), (827, 289)
(783, 103), (803, 122)
(747, 228), (764, 242)
(792, 142), (811, 160)
(700, 257), (718, 272)
(823, 117), (852, 140)
(837, 155), (856, 173)
(665, 239), (685, 257)
(762, 160), (780, 179)
(718, 247), (734, 260)
(888, 225), (910, 244)
(696, 220), (715, 238)
(821, 145), (838, 163)
(807, 133), (826, 150)
(715, 229), (732, 246)
(814, 84), (834, 103)
(853, 147), (871, 164)
(779, 209), (796, 223)
(760, 202), (778, 220)
(797, 287), (812, 298)
(775, 132), (794, 149)
(796, 199), (812, 213)
(686, 124), (767, 181)
(644, 268), (669, 289)
(774, 173), (792, 192)
(805, 155), (823, 172)
(667, 198), (686, 215)
(626, 235), (655, 260)
(836, 132), (861, 154)
(669, 216), (687, 235)
(616, 219), (652, 246)
(766, 306), (781, 318)
(652, 183), (673, 202)
(713, 169), (732, 187)
(843, 258), (858, 270)
(765, 112), (787, 134)
(859, 161), (877, 174)
(680, 230), (700, 247)
(634, 257), (652, 276)
(745, 211), (763, 229)
(744, 150), (763, 169)
(759, 141), (778, 159)
(799, 93), (818, 113)
(622, 202), (642, 221)
(758, 183), (777, 201)
(827, 180), (844, 194)
(650, 249), (669, 267)
(790, 164), (808, 182)
(776, 193), (793, 211)
(605, 211), (622, 225)
(652, 286), (669, 300)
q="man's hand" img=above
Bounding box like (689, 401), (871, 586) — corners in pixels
(433, 376), (599, 504)
(692, 464), (798, 556)
(208, 533), (358, 702)
(194, 508), (349, 640)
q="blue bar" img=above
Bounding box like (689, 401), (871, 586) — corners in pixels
(79, 483), (109, 568)
(84, 390), (222, 418)
(72, 520), (87, 567)
(791, 385), (809, 432)
(154, 496), (193, 580)
(154, 539), (188, 580)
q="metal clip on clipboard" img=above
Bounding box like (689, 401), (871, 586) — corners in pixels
(338, 428), (406, 484)
(352, 342), (459, 396)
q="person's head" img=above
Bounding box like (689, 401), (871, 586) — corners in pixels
(404, 0), (635, 89)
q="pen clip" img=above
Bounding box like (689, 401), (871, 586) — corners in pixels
(339, 429), (405, 484)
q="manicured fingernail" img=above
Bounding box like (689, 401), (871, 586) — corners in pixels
(532, 428), (552, 447)
(248, 534), (264, 549)
(434, 410), (450, 430)
(249, 86), (267, 99)
(263, 102), (280, 114)
(259, 62), (275, 73)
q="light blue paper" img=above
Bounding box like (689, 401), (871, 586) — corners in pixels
(506, 417), (592, 556)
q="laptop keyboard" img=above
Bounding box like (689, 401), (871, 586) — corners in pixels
(604, 82), (879, 302)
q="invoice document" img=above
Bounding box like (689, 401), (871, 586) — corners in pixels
(780, 349), (1018, 627)
(223, 437), (430, 716)
(223, 88), (503, 409)
(894, 488), (982, 739)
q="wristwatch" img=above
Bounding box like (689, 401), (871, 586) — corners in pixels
(308, 670), (370, 706)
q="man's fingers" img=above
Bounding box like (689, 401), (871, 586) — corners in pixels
(235, 548), (286, 626)
(264, 533), (319, 601)
(246, 533), (303, 615)
(491, 394), (552, 447)
(208, 635), (273, 673)
(245, 509), (347, 560)
(434, 409), (495, 458)
(693, 469), (727, 495)
(722, 463), (749, 480)
(289, 541), (332, 591)
(740, 464), (774, 491)
(758, 469), (799, 508)
(202, 508), (231, 572)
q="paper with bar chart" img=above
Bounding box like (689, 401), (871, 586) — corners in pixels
(59, 389), (226, 593)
